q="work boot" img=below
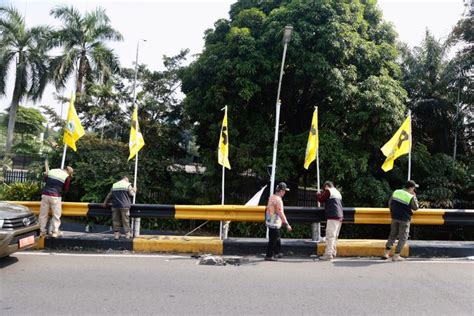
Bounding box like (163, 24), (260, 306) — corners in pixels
(114, 232), (120, 240)
(382, 249), (391, 260)
(264, 256), (278, 261)
(319, 255), (334, 261)
(125, 232), (132, 239)
(392, 254), (406, 261)
(39, 231), (46, 237)
(51, 231), (63, 238)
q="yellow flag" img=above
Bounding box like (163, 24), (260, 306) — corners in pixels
(63, 93), (85, 152)
(381, 115), (411, 172)
(128, 107), (145, 161)
(218, 106), (231, 169)
(304, 107), (319, 169)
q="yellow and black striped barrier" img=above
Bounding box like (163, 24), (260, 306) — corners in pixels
(8, 201), (474, 226)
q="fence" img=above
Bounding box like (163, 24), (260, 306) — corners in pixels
(2, 170), (35, 184)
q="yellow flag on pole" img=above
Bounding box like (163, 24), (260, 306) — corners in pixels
(63, 93), (85, 152)
(381, 115), (411, 172)
(218, 106), (231, 169)
(128, 107), (145, 161)
(304, 107), (319, 169)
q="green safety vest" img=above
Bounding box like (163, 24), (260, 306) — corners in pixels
(48, 169), (69, 183)
(392, 189), (414, 205)
(112, 180), (130, 191)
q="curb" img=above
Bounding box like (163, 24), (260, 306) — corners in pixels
(35, 233), (474, 258)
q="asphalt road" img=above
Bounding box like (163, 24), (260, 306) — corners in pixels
(1, 252), (473, 315)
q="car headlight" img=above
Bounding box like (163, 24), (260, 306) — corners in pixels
(0, 219), (3, 229)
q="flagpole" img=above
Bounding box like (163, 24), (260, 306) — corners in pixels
(314, 107), (322, 241)
(60, 144), (67, 169)
(131, 39), (145, 237)
(219, 106), (227, 240)
(220, 164), (225, 240)
(407, 110), (412, 181)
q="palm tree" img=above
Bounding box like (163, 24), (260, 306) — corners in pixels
(0, 6), (51, 155)
(50, 6), (123, 95)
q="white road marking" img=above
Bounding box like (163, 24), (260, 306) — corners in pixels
(15, 251), (474, 263)
(16, 251), (189, 259)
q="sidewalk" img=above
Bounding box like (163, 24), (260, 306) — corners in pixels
(34, 231), (474, 258)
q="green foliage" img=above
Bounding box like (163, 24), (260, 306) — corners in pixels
(0, 182), (41, 201)
(181, 0), (407, 206)
(49, 6), (122, 95)
(2, 106), (46, 136)
(48, 135), (132, 202)
(0, 6), (51, 154)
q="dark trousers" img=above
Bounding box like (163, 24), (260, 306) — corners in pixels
(266, 227), (281, 258)
(112, 207), (131, 233)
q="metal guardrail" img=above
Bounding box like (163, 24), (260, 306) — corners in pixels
(8, 201), (474, 226)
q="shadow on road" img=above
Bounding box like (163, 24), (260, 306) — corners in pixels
(0, 255), (19, 269)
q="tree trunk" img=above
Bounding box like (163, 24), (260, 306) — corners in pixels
(76, 52), (87, 95)
(4, 59), (25, 157)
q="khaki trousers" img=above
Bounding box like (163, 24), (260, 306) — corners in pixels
(325, 219), (342, 256)
(39, 195), (62, 234)
(112, 208), (131, 233)
(385, 219), (410, 254)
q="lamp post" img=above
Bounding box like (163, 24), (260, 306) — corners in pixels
(131, 38), (146, 237)
(269, 26), (293, 195)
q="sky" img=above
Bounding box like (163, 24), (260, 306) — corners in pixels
(0, 0), (466, 118)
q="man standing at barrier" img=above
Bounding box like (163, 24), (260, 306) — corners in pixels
(265, 182), (292, 261)
(317, 181), (343, 261)
(39, 160), (73, 238)
(103, 176), (136, 240)
(383, 180), (419, 261)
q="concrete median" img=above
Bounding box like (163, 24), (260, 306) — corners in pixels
(32, 232), (474, 258)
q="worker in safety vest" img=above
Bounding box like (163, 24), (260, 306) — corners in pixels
(317, 181), (343, 261)
(103, 176), (136, 240)
(383, 180), (419, 261)
(39, 160), (73, 238)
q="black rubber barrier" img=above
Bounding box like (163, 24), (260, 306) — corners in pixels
(83, 203), (474, 226)
(443, 210), (474, 225)
(223, 238), (317, 256)
(45, 234), (133, 251)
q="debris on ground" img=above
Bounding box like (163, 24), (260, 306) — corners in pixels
(196, 254), (249, 266)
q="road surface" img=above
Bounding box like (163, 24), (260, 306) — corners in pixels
(1, 252), (473, 315)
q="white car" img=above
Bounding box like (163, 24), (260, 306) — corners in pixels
(0, 202), (40, 257)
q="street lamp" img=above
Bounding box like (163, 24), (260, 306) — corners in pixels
(269, 26), (293, 195)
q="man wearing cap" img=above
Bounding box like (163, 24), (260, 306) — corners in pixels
(317, 181), (343, 261)
(265, 182), (292, 261)
(39, 160), (73, 238)
(383, 180), (420, 261)
(103, 176), (136, 240)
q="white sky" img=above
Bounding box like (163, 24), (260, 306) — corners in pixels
(0, 0), (466, 118)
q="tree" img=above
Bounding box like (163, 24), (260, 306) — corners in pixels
(2, 105), (46, 137)
(2, 106), (46, 155)
(398, 31), (456, 155)
(49, 6), (123, 96)
(181, 0), (407, 205)
(0, 6), (50, 156)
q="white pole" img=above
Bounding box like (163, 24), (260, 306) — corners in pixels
(269, 38), (289, 194)
(131, 40), (143, 236)
(407, 109), (412, 181)
(220, 164), (225, 240)
(268, 26), (292, 240)
(60, 144), (67, 169)
(313, 106), (322, 241)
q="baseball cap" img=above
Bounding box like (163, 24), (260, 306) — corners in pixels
(276, 182), (290, 192)
(405, 180), (419, 189)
